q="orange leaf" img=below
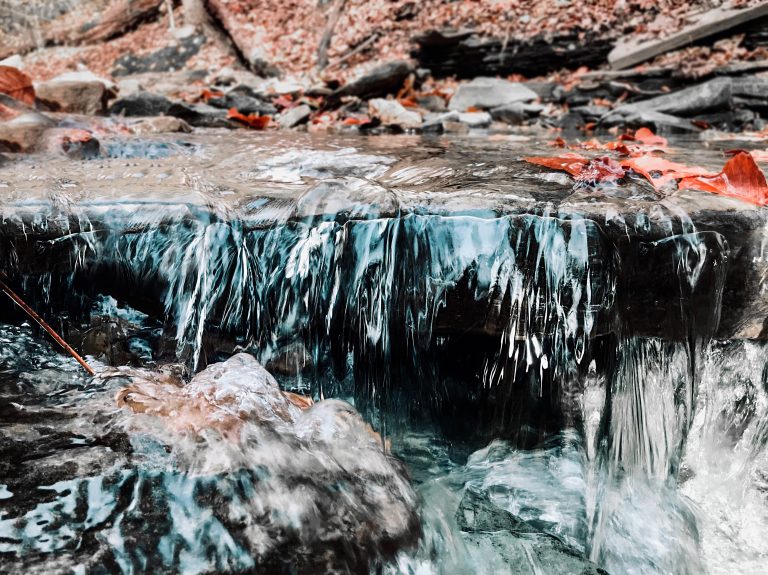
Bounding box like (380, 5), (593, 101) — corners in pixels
(725, 148), (768, 163)
(524, 153), (588, 177)
(548, 136), (567, 148)
(621, 156), (712, 190)
(343, 116), (370, 125)
(678, 152), (768, 205)
(201, 88), (223, 102)
(633, 127), (667, 149)
(575, 156), (626, 184)
(227, 107), (270, 130)
(0, 65), (35, 105)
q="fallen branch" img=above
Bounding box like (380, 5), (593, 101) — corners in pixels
(0, 273), (95, 376)
(316, 0), (348, 70)
(328, 32), (379, 69)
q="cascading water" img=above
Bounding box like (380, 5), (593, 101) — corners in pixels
(0, 133), (766, 574)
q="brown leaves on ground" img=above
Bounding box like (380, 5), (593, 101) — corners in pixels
(528, 129), (768, 205)
(0, 65), (35, 105)
(227, 107), (271, 130)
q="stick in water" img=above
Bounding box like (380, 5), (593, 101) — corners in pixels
(0, 275), (95, 376)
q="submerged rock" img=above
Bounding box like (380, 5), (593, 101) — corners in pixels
(0, 351), (419, 573)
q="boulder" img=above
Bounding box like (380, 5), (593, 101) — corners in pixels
(278, 104), (311, 129)
(0, 112), (55, 152)
(368, 98), (422, 129)
(448, 77), (538, 111)
(35, 79), (108, 115)
(109, 91), (172, 117)
(332, 60), (415, 102)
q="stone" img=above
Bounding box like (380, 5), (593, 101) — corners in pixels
(332, 60), (415, 102)
(35, 79), (108, 115)
(573, 104), (611, 122)
(208, 89), (276, 115)
(0, 55), (23, 69)
(368, 98), (422, 129)
(448, 77), (538, 111)
(457, 111), (492, 128)
(0, 112), (55, 152)
(116, 77), (144, 97)
(278, 104), (311, 129)
(490, 102), (531, 124)
(167, 102), (230, 128)
(111, 34), (206, 76)
(423, 110), (460, 133)
(417, 94), (447, 112)
(109, 92), (172, 116)
(130, 116), (193, 135)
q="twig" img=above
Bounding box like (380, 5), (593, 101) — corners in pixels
(0, 273), (95, 376)
(316, 0), (348, 70)
(328, 32), (379, 70)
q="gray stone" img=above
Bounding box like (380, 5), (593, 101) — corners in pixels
(368, 98), (422, 129)
(457, 111), (492, 128)
(490, 102), (543, 124)
(417, 94), (447, 112)
(423, 110), (460, 133)
(278, 104), (311, 129)
(449, 77), (538, 111)
(35, 79), (108, 115)
(0, 112), (55, 152)
(109, 92), (172, 117)
(332, 60), (415, 102)
(130, 116), (193, 135)
(167, 102), (230, 128)
(208, 90), (276, 116)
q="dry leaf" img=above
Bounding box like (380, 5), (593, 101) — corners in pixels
(0, 65), (35, 105)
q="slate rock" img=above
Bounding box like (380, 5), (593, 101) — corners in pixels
(278, 104), (311, 129)
(130, 116), (193, 135)
(35, 79), (108, 115)
(490, 102), (544, 125)
(111, 35), (206, 76)
(422, 110), (459, 133)
(448, 77), (538, 111)
(208, 90), (276, 115)
(167, 102), (230, 128)
(109, 92), (172, 117)
(332, 60), (414, 102)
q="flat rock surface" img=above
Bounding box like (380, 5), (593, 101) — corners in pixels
(0, 130), (765, 340)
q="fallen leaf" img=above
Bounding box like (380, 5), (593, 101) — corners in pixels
(0, 65), (35, 105)
(548, 136), (567, 148)
(725, 148), (768, 163)
(227, 108), (270, 130)
(633, 127), (668, 149)
(621, 155), (712, 189)
(678, 151), (768, 205)
(575, 156), (626, 184)
(201, 88), (223, 102)
(524, 153), (588, 177)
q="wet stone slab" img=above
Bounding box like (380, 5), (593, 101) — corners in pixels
(0, 131), (765, 344)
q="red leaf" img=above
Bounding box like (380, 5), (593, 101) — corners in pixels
(633, 127), (667, 149)
(575, 156), (626, 184)
(0, 65), (35, 105)
(201, 88), (223, 102)
(343, 115), (370, 125)
(620, 156), (712, 190)
(725, 148), (768, 163)
(227, 108), (270, 130)
(548, 136), (567, 148)
(524, 153), (588, 177)
(678, 151), (768, 205)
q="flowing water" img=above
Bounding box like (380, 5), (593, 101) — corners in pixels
(0, 130), (766, 574)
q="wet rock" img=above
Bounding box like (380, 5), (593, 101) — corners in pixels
(442, 119), (470, 134)
(109, 91), (172, 117)
(423, 110), (460, 133)
(489, 102), (544, 125)
(417, 94), (447, 112)
(167, 102), (230, 128)
(35, 78), (108, 115)
(369, 98), (422, 129)
(448, 77), (538, 111)
(600, 104), (700, 132)
(332, 60), (415, 102)
(278, 104), (311, 129)
(208, 88), (276, 116)
(458, 111), (492, 128)
(111, 35), (206, 76)
(573, 104), (611, 122)
(0, 111), (55, 152)
(266, 341), (313, 376)
(462, 531), (608, 575)
(130, 116), (192, 135)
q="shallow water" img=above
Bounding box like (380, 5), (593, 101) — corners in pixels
(0, 130), (767, 573)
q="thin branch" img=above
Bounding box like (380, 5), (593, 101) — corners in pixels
(0, 273), (95, 376)
(327, 32), (379, 70)
(316, 0), (348, 70)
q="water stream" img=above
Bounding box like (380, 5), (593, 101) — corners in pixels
(0, 132), (766, 574)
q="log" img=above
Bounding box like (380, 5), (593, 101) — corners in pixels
(609, 3), (768, 70)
